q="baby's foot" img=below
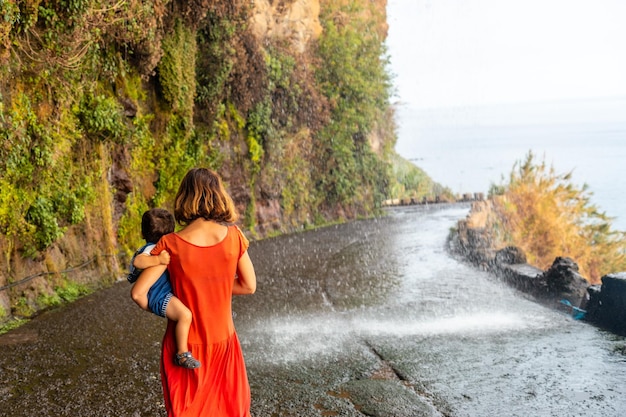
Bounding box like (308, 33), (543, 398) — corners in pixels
(174, 352), (201, 369)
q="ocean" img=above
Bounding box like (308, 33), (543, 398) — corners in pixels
(393, 100), (626, 231)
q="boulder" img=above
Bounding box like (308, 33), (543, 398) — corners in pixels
(539, 257), (589, 306)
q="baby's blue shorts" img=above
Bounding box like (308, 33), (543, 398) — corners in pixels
(147, 273), (173, 318)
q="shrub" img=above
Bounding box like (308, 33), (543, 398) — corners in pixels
(26, 197), (65, 251)
(490, 152), (626, 282)
(195, 11), (240, 110)
(75, 93), (127, 143)
(158, 19), (196, 121)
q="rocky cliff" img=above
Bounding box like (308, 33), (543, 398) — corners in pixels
(250, 0), (323, 53)
(0, 0), (410, 322)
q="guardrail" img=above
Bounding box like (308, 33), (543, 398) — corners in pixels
(383, 192), (485, 206)
(0, 256), (101, 292)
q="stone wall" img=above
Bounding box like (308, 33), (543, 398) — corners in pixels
(584, 273), (626, 335)
(450, 202), (626, 335)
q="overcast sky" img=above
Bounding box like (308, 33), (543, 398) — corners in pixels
(386, 0), (626, 109)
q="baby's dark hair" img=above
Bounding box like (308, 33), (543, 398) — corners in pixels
(141, 208), (175, 243)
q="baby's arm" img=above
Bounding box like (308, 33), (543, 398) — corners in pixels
(133, 250), (170, 270)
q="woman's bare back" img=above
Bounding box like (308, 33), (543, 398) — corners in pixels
(176, 219), (228, 247)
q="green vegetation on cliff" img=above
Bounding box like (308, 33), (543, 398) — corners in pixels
(314, 1), (390, 210)
(0, 0), (442, 323)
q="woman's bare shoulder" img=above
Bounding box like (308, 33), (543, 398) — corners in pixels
(177, 219), (228, 246)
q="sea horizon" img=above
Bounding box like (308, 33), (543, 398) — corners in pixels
(393, 97), (626, 230)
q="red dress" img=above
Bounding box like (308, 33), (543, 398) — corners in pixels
(152, 225), (251, 417)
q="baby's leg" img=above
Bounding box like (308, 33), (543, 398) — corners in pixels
(165, 296), (193, 354)
(131, 265), (166, 311)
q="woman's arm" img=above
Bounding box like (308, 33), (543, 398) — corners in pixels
(232, 251), (256, 295)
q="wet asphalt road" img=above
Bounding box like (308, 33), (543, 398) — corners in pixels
(2, 204), (626, 417)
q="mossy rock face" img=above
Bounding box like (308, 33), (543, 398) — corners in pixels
(339, 379), (439, 417)
(1, 0), (450, 325)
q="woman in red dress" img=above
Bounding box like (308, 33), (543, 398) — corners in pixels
(142, 168), (256, 416)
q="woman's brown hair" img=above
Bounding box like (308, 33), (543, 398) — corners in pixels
(174, 168), (238, 225)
